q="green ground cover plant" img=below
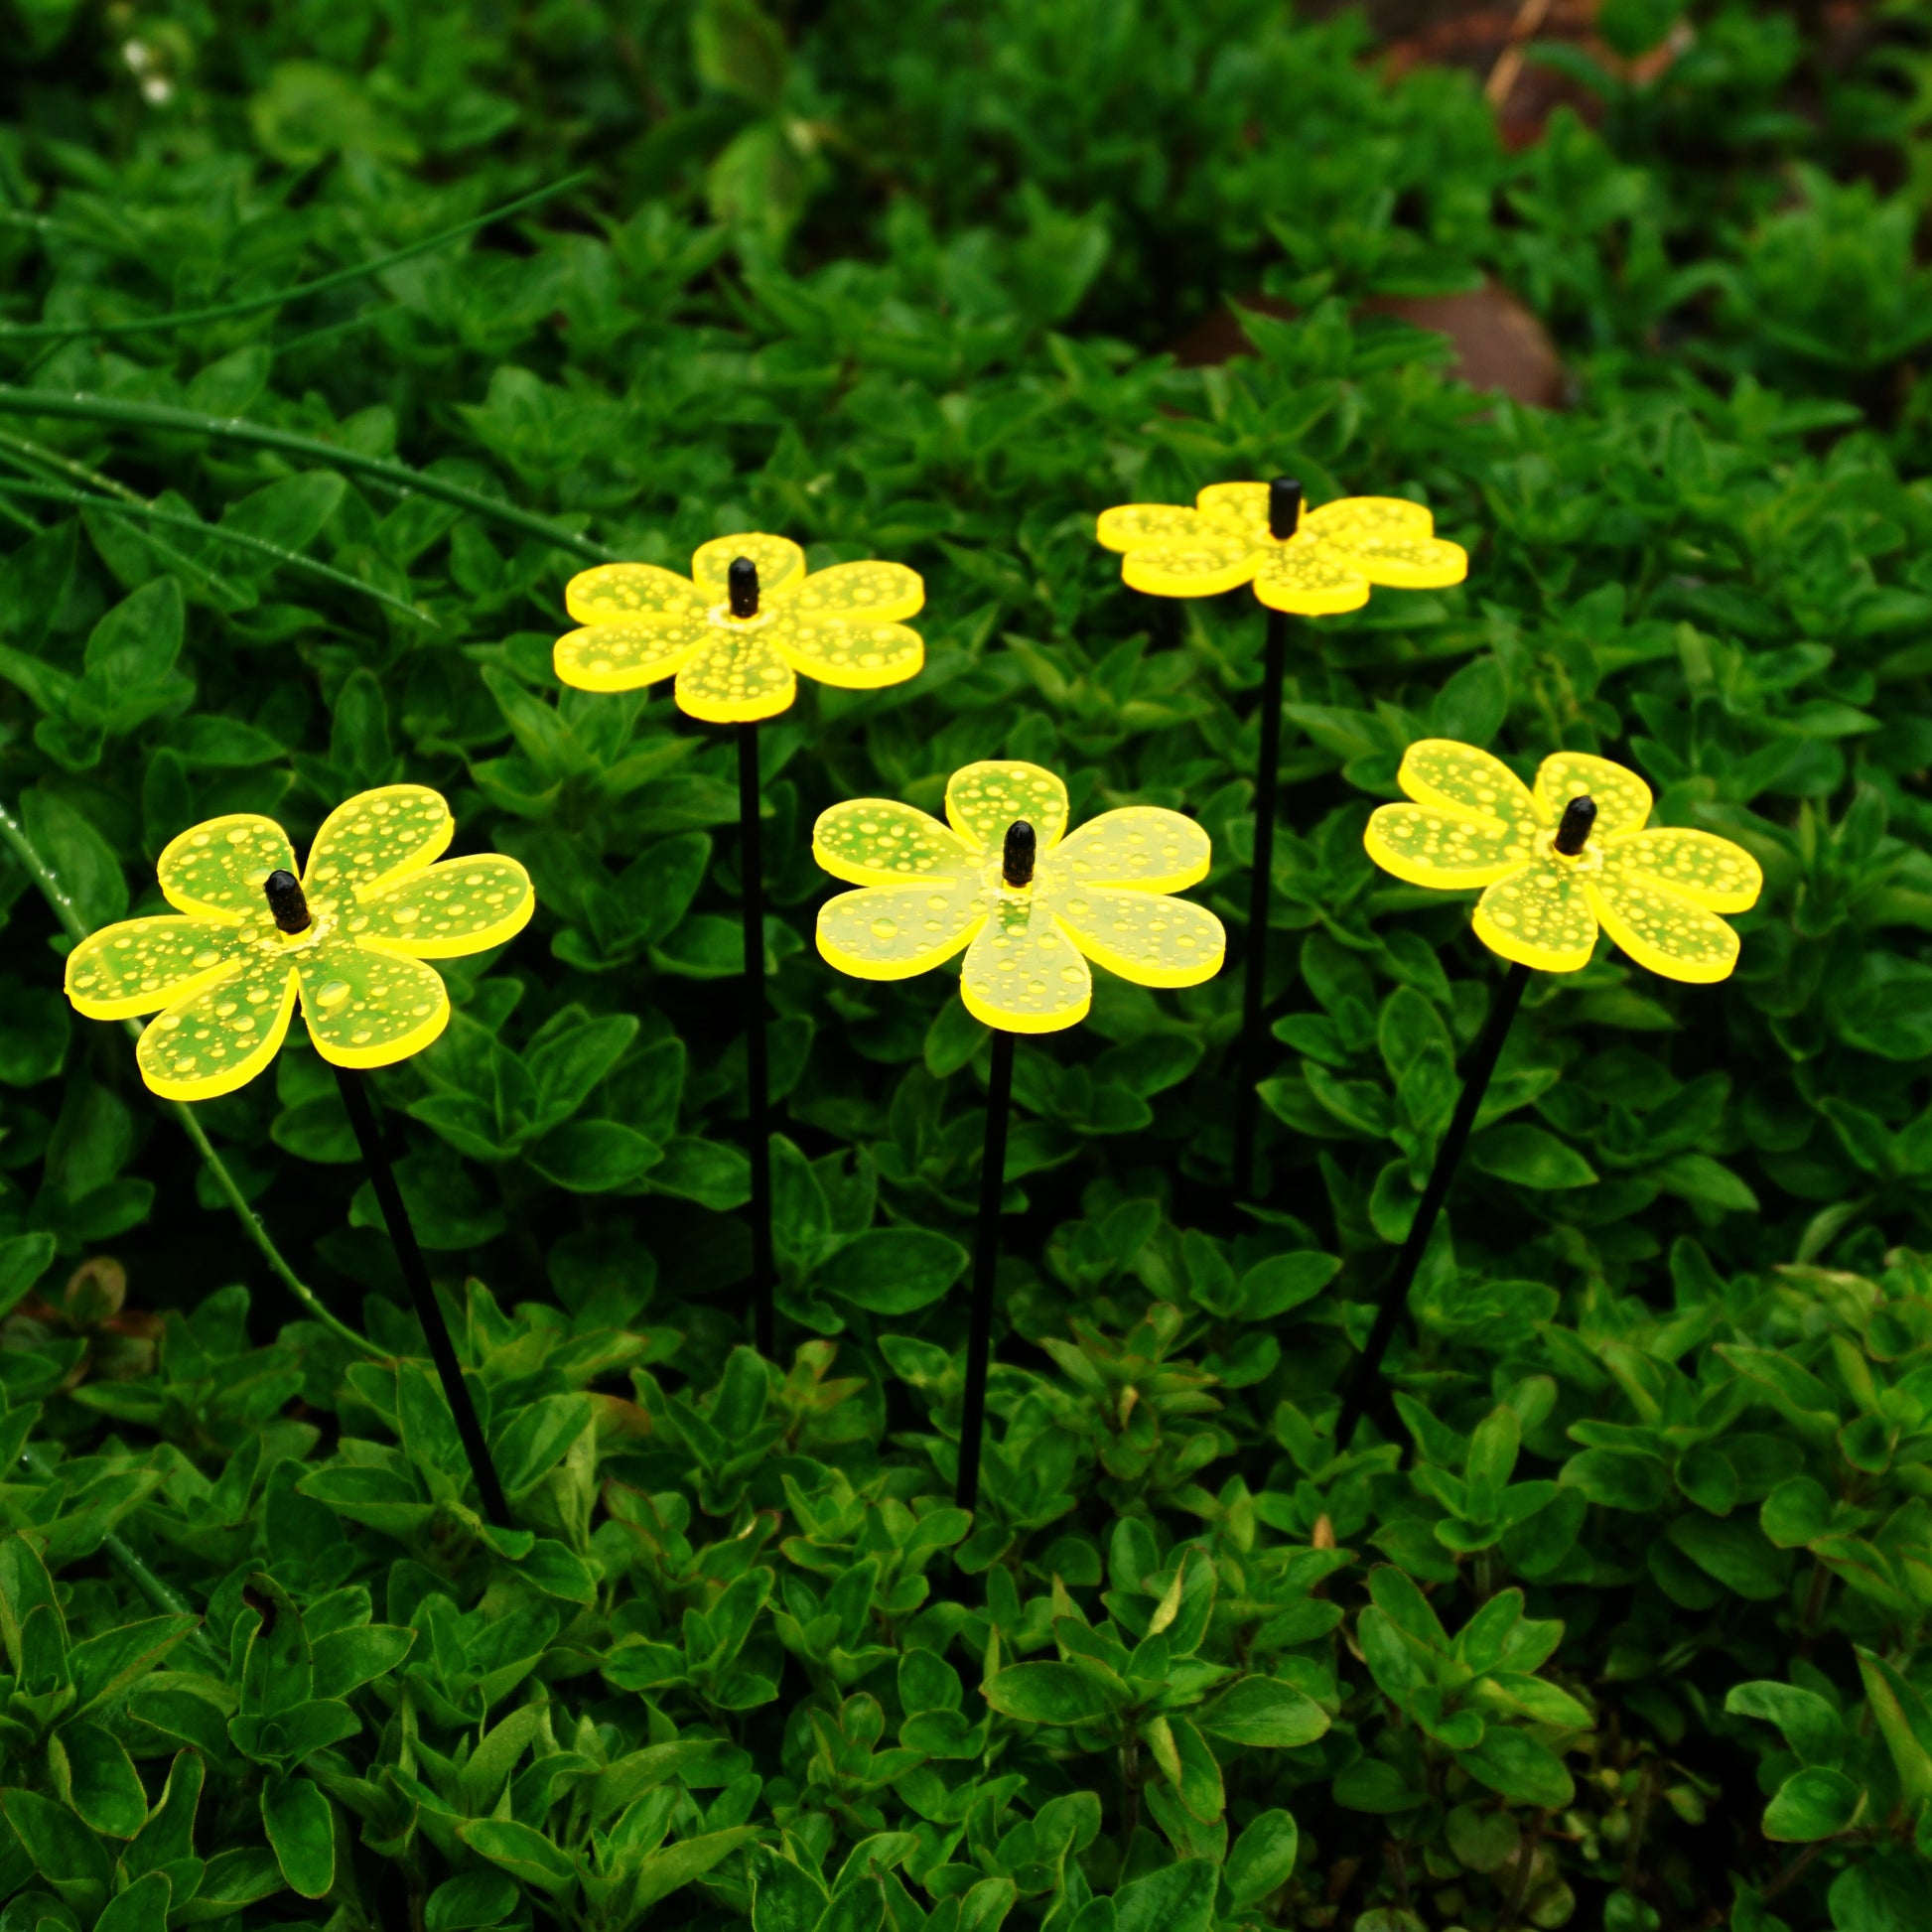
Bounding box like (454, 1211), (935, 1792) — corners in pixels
(4, 0), (1932, 1927)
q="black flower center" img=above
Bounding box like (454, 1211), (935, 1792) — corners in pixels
(1003, 820), (1036, 888)
(263, 870), (312, 934)
(728, 555), (759, 620)
(1554, 795), (1597, 857)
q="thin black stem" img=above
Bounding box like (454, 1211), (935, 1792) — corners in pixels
(739, 723), (775, 1358)
(1231, 607), (1288, 1200)
(333, 1067), (510, 1526)
(958, 1029), (1015, 1516)
(1333, 958), (1533, 1451)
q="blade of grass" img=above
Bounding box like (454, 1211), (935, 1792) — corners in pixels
(0, 798), (380, 1360)
(0, 475), (438, 627)
(0, 385), (617, 564)
(0, 173), (593, 343)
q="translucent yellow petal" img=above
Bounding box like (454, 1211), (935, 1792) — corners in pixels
(816, 879), (986, 982)
(1252, 539), (1371, 616)
(1533, 752), (1652, 839)
(1601, 827), (1761, 914)
(136, 954), (298, 1102)
(775, 560), (924, 624)
(672, 627), (796, 723)
(1302, 495), (1437, 542)
(564, 563), (707, 626)
(813, 800), (976, 888)
(1471, 861), (1598, 974)
(691, 533), (805, 601)
(66, 917), (245, 1020)
(1120, 534), (1259, 599)
(1332, 532), (1468, 590)
(158, 814), (299, 921)
(945, 762), (1069, 854)
(1095, 503), (1219, 552)
(1195, 483), (1272, 540)
(346, 855), (536, 959)
(960, 894), (1091, 1034)
(554, 615), (707, 694)
(1588, 877), (1740, 985)
(1397, 740), (1538, 831)
(297, 939), (451, 1068)
(1049, 806), (1210, 894)
(1049, 887), (1224, 989)
(304, 785), (454, 904)
(768, 613), (923, 691)
(1364, 805), (1532, 891)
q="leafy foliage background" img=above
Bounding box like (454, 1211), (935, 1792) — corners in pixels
(3, 1), (1932, 1930)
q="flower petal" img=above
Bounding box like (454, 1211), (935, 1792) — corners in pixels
(1120, 534), (1259, 599)
(1330, 531), (1467, 590)
(1397, 740), (1537, 830)
(1301, 495), (1438, 542)
(136, 954), (298, 1101)
(555, 615), (707, 693)
(775, 560), (923, 623)
(1096, 503), (1220, 552)
(672, 627), (796, 723)
(1252, 540), (1371, 616)
(1194, 483), (1272, 540)
(1588, 877), (1742, 984)
(960, 894), (1091, 1033)
(158, 815), (298, 921)
(1364, 805), (1531, 890)
(297, 940), (451, 1068)
(945, 761), (1070, 853)
(1471, 861), (1598, 973)
(691, 533), (805, 601)
(564, 564), (706, 626)
(813, 800), (977, 887)
(1050, 887), (1225, 989)
(304, 786), (454, 904)
(1049, 806), (1210, 893)
(768, 613), (923, 691)
(1601, 827), (1762, 913)
(816, 880), (985, 981)
(1533, 752), (1652, 839)
(66, 917), (244, 1019)
(348, 855), (536, 959)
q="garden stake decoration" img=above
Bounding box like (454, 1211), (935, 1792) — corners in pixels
(1097, 481), (1468, 1201)
(556, 534), (925, 1359)
(1339, 739), (1762, 1449)
(811, 759), (1226, 1513)
(62, 783), (533, 1526)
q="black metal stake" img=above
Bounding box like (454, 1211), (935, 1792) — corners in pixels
(1333, 954), (1534, 1452)
(334, 1065), (512, 1527)
(958, 1026), (1015, 1517)
(738, 720), (775, 1359)
(1230, 477), (1302, 1202)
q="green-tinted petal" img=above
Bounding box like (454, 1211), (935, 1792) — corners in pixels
(945, 761), (1069, 854)
(1602, 827), (1761, 913)
(1364, 805), (1531, 890)
(774, 560), (923, 623)
(297, 939), (451, 1068)
(672, 625), (795, 723)
(767, 611), (923, 691)
(1120, 533), (1258, 599)
(1533, 752), (1652, 839)
(1396, 740), (1537, 832)
(1588, 876), (1743, 985)
(304, 786), (454, 906)
(554, 615), (707, 693)
(691, 533), (804, 601)
(564, 563), (706, 625)
(66, 917), (243, 1020)
(1471, 860), (1597, 973)
(158, 815), (298, 921)
(812, 799), (976, 888)
(1049, 806), (1210, 894)
(1253, 539), (1370, 616)
(1301, 495), (1438, 543)
(959, 893), (1090, 1033)
(816, 880), (985, 981)
(1048, 886), (1224, 989)
(1096, 502), (1219, 552)
(136, 954), (298, 1101)
(1195, 482), (1273, 541)
(347, 855), (535, 959)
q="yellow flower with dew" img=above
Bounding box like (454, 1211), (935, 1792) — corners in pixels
(64, 785), (534, 1100)
(813, 761), (1226, 1034)
(1097, 479), (1467, 614)
(1364, 741), (1762, 983)
(555, 533), (924, 723)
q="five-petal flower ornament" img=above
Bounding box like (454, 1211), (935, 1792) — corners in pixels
(64, 785), (534, 1100)
(1097, 483), (1466, 614)
(555, 532), (925, 723)
(1363, 741), (1762, 982)
(812, 760), (1226, 1033)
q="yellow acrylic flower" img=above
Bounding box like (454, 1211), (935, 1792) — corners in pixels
(64, 785), (535, 1101)
(554, 533), (925, 724)
(812, 761), (1226, 1034)
(1363, 741), (1763, 983)
(1096, 482), (1466, 615)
